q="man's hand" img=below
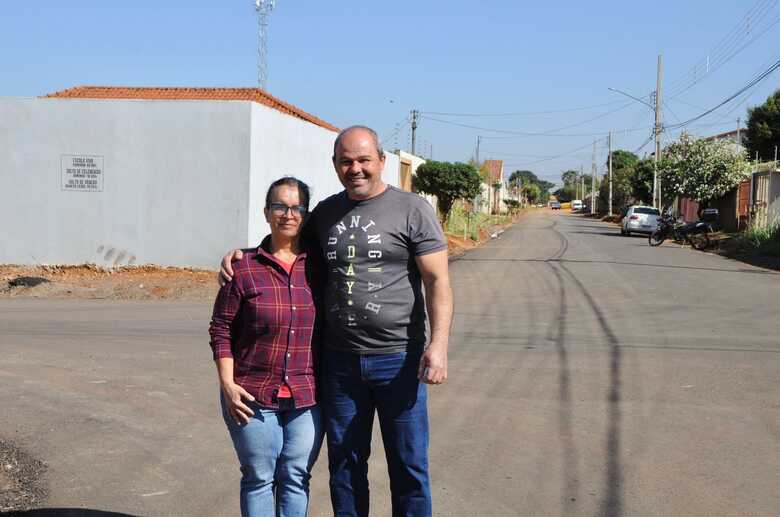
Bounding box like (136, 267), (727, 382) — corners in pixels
(218, 249), (244, 286)
(418, 344), (448, 385)
(415, 249), (453, 386)
(221, 380), (255, 425)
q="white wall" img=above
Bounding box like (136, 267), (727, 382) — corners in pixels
(397, 150), (437, 210)
(245, 107), (401, 245)
(384, 152), (400, 193)
(247, 103), (341, 245)
(0, 97), (403, 267)
(397, 150), (426, 172)
(0, 97), (252, 268)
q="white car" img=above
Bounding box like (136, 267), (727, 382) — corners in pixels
(621, 206), (660, 235)
(571, 200), (583, 211)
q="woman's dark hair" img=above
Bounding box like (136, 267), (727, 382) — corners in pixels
(265, 176), (311, 211)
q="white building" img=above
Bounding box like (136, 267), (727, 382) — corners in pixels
(0, 86), (400, 268)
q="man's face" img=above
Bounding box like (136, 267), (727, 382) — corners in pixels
(332, 129), (386, 200)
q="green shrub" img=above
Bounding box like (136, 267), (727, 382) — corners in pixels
(735, 222), (780, 255)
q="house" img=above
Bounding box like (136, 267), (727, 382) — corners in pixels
(480, 159), (508, 214)
(676, 128), (779, 230)
(0, 86), (401, 267)
(702, 127), (745, 147)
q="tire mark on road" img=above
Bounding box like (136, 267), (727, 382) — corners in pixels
(547, 261), (581, 514)
(551, 219), (624, 517)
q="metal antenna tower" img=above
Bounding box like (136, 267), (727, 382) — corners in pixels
(254, 0), (276, 90)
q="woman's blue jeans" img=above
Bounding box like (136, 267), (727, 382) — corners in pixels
(322, 349), (431, 517)
(221, 395), (324, 517)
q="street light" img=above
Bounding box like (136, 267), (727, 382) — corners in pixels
(608, 79), (663, 209)
(607, 87), (654, 111)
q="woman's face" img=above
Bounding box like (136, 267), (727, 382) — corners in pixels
(264, 185), (305, 240)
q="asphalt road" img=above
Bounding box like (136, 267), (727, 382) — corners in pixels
(1, 210), (778, 516)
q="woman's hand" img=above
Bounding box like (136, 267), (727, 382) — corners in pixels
(221, 381), (256, 425)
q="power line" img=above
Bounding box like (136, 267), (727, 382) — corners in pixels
(479, 150), (592, 159)
(420, 100), (625, 117)
(633, 132), (656, 154)
(665, 0), (780, 99)
(503, 138), (607, 167)
(379, 117), (411, 146)
(667, 57), (780, 130)
(420, 101), (639, 138)
(664, 104), (684, 126)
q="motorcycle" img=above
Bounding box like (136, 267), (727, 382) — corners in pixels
(648, 209), (710, 250)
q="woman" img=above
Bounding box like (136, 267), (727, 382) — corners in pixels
(209, 177), (323, 517)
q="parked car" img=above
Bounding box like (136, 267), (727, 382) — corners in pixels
(621, 206), (660, 235)
(571, 200), (583, 211)
(550, 201), (561, 210)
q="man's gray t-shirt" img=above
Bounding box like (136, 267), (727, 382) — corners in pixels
(308, 186), (447, 354)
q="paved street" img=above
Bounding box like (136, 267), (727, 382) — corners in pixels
(1, 210), (778, 516)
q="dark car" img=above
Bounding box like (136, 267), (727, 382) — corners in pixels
(550, 201), (561, 210)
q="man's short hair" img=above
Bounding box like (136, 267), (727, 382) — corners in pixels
(333, 125), (384, 158)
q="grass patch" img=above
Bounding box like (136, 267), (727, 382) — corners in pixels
(734, 223), (780, 256)
(444, 203), (517, 240)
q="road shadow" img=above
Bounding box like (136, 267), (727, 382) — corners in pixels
(560, 264), (624, 517)
(457, 257), (777, 275)
(547, 263), (581, 513)
(572, 231), (632, 237)
(717, 250), (780, 272)
(551, 226), (623, 516)
(1, 511), (139, 517)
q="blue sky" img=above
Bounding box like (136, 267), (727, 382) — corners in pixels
(3, 0), (780, 185)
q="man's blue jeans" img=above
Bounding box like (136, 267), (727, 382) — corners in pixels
(322, 349), (431, 517)
(221, 395), (324, 517)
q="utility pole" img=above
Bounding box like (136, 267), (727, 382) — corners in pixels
(771, 145), (777, 223)
(580, 165), (584, 201)
(591, 141), (596, 215)
(737, 118), (742, 146)
(653, 54), (663, 208)
(608, 131), (613, 216)
(749, 151), (758, 226)
(475, 135), (481, 165)
(410, 109), (419, 155)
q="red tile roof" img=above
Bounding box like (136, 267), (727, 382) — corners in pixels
(44, 86), (339, 132)
(483, 159), (504, 184)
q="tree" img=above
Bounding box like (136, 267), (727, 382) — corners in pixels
(608, 150), (639, 171)
(523, 182), (542, 204)
(509, 170), (539, 186)
(746, 89), (780, 161)
(561, 169), (578, 186)
(660, 132), (751, 204)
(558, 169), (580, 202)
(600, 150), (640, 211)
(509, 170), (555, 204)
(413, 160), (482, 223)
(630, 159), (655, 205)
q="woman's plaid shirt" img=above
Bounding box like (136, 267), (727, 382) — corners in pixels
(209, 243), (318, 409)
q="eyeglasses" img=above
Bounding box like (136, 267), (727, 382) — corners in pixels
(269, 202), (307, 217)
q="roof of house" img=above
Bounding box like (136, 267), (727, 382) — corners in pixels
(483, 159), (504, 183)
(703, 128), (744, 142)
(43, 86), (340, 132)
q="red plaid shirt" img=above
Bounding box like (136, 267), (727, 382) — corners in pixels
(209, 240), (318, 409)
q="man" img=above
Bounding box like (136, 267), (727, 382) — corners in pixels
(221, 126), (453, 517)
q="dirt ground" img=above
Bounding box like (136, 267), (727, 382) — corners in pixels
(0, 264), (217, 301)
(0, 217), (519, 302)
